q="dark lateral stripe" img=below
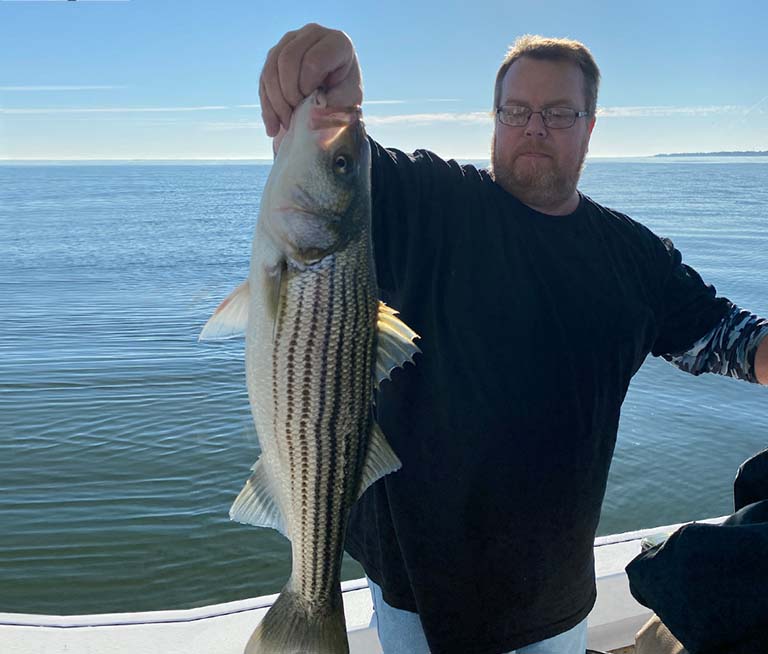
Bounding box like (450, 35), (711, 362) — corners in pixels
(290, 277), (316, 596)
(317, 263), (346, 597)
(285, 276), (306, 528)
(303, 274), (323, 593)
(308, 258), (336, 598)
(342, 267), (359, 513)
(299, 275), (321, 595)
(345, 250), (366, 506)
(272, 269), (290, 470)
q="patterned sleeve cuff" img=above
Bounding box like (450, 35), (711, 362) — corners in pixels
(663, 305), (768, 383)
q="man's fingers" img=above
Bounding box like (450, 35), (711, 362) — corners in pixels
(299, 30), (360, 105)
(260, 24), (361, 137)
(277, 25), (326, 109)
(324, 59), (361, 108)
(261, 53), (293, 133)
(260, 30), (299, 133)
(259, 78), (280, 137)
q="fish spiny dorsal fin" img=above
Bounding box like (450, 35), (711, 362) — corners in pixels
(229, 458), (289, 538)
(374, 301), (421, 386)
(356, 421), (402, 501)
(199, 280), (250, 341)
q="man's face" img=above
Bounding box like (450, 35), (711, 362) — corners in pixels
(491, 56), (596, 214)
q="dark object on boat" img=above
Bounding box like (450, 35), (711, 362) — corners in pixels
(734, 446), (768, 511)
(626, 449), (768, 654)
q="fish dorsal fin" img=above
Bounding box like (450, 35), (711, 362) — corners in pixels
(375, 301), (420, 385)
(356, 421), (402, 501)
(199, 280), (250, 341)
(229, 458), (288, 538)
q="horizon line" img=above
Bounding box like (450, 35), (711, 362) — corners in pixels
(0, 154), (660, 163)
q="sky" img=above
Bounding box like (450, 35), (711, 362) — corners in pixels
(1, 0), (767, 160)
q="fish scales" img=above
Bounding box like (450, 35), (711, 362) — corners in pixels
(200, 90), (420, 654)
(267, 245), (376, 603)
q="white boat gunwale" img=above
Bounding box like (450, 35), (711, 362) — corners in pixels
(0, 517), (727, 653)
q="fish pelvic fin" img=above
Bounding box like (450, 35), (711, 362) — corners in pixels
(356, 421), (402, 501)
(374, 301), (420, 386)
(199, 280), (250, 341)
(229, 458), (288, 538)
(244, 583), (349, 654)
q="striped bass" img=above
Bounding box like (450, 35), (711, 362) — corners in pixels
(200, 91), (419, 654)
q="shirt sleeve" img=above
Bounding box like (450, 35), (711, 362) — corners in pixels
(650, 237), (732, 358)
(663, 305), (768, 383)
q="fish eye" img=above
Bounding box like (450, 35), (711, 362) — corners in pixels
(333, 153), (352, 175)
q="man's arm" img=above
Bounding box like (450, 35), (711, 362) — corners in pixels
(664, 305), (768, 385)
(756, 336), (768, 385)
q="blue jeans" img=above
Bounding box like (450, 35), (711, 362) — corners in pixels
(368, 578), (588, 654)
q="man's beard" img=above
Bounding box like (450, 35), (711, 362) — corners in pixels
(490, 139), (586, 212)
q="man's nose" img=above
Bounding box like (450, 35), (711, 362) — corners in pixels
(524, 112), (548, 137)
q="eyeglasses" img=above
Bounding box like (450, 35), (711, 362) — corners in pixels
(496, 105), (589, 129)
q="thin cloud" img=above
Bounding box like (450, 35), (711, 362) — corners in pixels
(742, 94), (768, 116)
(235, 104), (261, 109)
(365, 111), (490, 126)
(202, 121), (264, 131)
(596, 104), (750, 118)
(0, 85), (124, 91)
(1, 105), (229, 114)
(365, 99), (461, 105)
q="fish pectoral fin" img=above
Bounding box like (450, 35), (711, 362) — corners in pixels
(356, 421), (402, 501)
(375, 301), (421, 386)
(199, 280), (250, 341)
(266, 260), (287, 343)
(229, 458), (288, 538)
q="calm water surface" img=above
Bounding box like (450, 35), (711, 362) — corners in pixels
(1, 157), (767, 614)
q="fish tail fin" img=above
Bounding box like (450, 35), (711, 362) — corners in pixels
(244, 582), (349, 654)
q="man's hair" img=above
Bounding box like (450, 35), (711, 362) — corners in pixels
(493, 34), (601, 116)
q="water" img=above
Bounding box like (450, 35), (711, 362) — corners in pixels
(1, 157), (767, 615)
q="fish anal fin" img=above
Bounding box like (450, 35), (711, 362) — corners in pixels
(375, 301), (420, 386)
(356, 422), (401, 501)
(199, 280), (250, 341)
(229, 459), (288, 538)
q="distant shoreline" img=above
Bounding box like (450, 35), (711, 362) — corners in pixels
(653, 150), (768, 158)
(2, 151), (768, 165)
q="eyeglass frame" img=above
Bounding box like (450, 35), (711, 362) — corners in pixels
(495, 104), (590, 129)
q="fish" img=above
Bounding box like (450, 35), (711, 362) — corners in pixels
(199, 90), (420, 654)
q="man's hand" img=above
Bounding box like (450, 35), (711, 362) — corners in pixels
(260, 23), (362, 137)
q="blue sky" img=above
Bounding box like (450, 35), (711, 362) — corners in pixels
(1, 0), (767, 160)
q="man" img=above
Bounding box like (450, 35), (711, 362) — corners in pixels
(259, 23), (768, 654)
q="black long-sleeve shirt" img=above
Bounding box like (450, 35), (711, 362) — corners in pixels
(344, 141), (731, 653)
